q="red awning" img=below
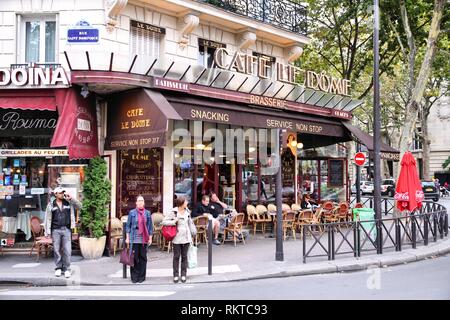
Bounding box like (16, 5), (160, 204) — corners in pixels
(0, 89), (56, 111)
(51, 87), (99, 160)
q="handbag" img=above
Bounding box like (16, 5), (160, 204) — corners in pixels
(187, 245), (197, 269)
(119, 247), (134, 267)
(161, 225), (177, 242)
(188, 217), (197, 237)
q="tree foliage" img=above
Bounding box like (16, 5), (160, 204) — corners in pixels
(80, 157), (112, 238)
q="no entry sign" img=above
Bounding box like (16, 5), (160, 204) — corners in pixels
(354, 152), (366, 166)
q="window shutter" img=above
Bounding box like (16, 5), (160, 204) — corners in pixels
(131, 25), (161, 58)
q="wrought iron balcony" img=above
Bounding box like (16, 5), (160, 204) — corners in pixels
(200, 0), (307, 35)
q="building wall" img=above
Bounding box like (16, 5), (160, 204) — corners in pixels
(427, 93), (450, 178)
(0, 0), (289, 68)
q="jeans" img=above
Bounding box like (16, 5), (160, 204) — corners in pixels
(130, 243), (148, 283)
(52, 227), (72, 271)
(173, 243), (190, 277)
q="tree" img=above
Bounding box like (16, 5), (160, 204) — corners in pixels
(396, 0), (446, 161)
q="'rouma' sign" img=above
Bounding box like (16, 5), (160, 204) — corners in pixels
(0, 109), (57, 136)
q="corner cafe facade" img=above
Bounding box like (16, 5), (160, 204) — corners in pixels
(65, 49), (399, 217)
(0, 64), (99, 242)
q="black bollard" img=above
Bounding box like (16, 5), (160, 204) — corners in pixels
(122, 222), (127, 279)
(208, 218), (212, 275)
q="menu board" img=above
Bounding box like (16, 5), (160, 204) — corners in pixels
(328, 159), (344, 187)
(119, 149), (162, 216)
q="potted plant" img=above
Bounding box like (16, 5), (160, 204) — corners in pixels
(79, 156), (111, 259)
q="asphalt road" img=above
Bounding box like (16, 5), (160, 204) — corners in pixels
(1, 198), (448, 301)
(1, 252), (448, 300)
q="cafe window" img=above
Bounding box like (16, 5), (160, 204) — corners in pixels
(319, 159), (347, 203)
(118, 148), (163, 217)
(198, 39), (226, 68)
(252, 52), (276, 78)
(21, 16), (56, 63)
(130, 20), (164, 58)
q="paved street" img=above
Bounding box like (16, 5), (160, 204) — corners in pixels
(1, 253), (448, 300)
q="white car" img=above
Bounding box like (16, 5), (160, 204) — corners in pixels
(351, 181), (374, 195)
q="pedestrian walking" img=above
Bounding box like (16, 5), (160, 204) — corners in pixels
(162, 196), (196, 283)
(44, 187), (82, 278)
(125, 195), (153, 284)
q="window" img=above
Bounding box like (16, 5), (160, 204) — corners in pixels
(22, 17), (56, 63)
(252, 52), (276, 78)
(413, 128), (423, 151)
(130, 20), (164, 58)
(198, 39), (226, 68)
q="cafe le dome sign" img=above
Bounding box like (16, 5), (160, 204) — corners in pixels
(0, 66), (70, 87)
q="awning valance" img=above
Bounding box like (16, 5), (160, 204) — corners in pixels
(164, 93), (347, 139)
(0, 89), (56, 111)
(51, 87), (99, 160)
(342, 121), (400, 161)
(105, 89), (182, 150)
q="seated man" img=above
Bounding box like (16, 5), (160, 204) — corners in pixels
(192, 195), (221, 245)
(209, 192), (231, 234)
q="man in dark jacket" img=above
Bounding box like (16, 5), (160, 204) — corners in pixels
(44, 187), (81, 278)
(192, 195), (221, 245)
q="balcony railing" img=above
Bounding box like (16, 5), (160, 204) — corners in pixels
(200, 0), (307, 36)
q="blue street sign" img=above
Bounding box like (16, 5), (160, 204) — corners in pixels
(67, 28), (99, 43)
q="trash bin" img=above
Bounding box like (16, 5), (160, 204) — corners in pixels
(353, 208), (376, 239)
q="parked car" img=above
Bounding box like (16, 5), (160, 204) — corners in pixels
(351, 181), (374, 195)
(421, 181), (440, 202)
(381, 179), (396, 197)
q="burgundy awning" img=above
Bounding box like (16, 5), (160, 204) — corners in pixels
(51, 87), (99, 160)
(342, 121), (400, 160)
(0, 89), (56, 111)
(105, 89), (182, 150)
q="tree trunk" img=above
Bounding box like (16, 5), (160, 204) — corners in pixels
(397, 0), (445, 165)
(421, 102), (432, 179)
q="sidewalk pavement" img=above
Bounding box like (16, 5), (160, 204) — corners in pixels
(1, 233), (449, 287)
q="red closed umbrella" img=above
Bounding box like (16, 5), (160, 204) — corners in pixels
(394, 152), (424, 212)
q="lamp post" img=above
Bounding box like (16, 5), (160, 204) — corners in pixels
(373, 0), (382, 253)
(275, 129), (284, 261)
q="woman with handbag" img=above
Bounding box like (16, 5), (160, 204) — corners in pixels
(161, 195), (196, 283)
(125, 195), (153, 284)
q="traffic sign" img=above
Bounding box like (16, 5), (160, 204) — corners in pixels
(354, 152), (366, 166)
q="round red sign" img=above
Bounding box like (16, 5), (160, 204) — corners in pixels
(354, 152), (366, 166)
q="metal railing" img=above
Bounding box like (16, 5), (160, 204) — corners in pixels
(302, 199), (448, 263)
(200, 0), (308, 35)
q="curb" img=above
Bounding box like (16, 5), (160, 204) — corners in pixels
(1, 239), (449, 287)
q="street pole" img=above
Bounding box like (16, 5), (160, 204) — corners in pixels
(275, 129), (284, 261)
(373, 0), (381, 220)
(373, 0), (382, 254)
(356, 142), (361, 203)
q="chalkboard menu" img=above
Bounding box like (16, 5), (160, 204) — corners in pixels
(328, 159), (344, 187)
(119, 148), (162, 216)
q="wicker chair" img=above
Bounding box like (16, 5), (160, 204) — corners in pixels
(109, 217), (123, 256)
(192, 215), (209, 246)
(246, 204), (264, 235)
(321, 201), (338, 223)
(29, 216), (51, 261)
(255, 204), (271, 233)
(222, 213), (246, 246)
(151, 212), (165, 248)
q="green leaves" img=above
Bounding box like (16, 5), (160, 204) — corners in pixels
(80, 157), (112, 239)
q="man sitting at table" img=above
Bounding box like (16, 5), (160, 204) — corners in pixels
(192, 195), (221, 245)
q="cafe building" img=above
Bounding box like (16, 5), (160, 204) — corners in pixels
(0, 0), (399, 226)
(0, 66), (99, 245)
